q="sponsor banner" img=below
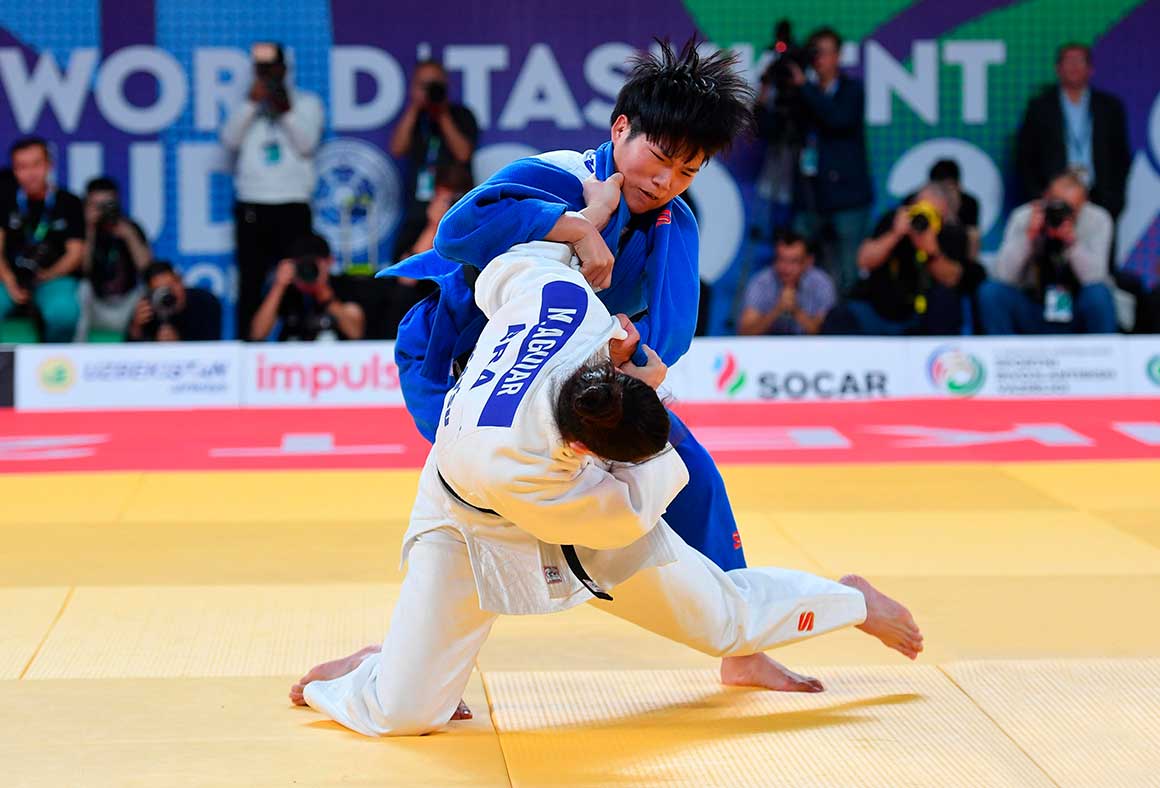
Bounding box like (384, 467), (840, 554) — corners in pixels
(665, 337), (909, 403)
(0, 348), (14, 408)
(14, 343), (241, 411)
(911, 337), (1128, 399)
(1125, 336), (1160, 396)
(242, 342), (404, 407)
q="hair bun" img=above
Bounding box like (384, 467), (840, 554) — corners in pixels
(574, 380), (623, 429)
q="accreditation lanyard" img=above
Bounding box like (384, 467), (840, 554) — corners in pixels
(15, 187), (56, 244)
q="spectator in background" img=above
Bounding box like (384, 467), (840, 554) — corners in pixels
(1016, 43), (1130, 240)
(249, 233), (365, 342)
(127, 260), (222, 342)
(978, 169), (1116, 335)
(782, 27), (873, 295)
(389, 59), (479, 261)
(0, 137), (84, 342)
(220, 41), (324, 339)
(907, 159), (981, 259)
(76, 176), (152, 340)
(826, 183), (984, 335)
(738, 229), (835, 335)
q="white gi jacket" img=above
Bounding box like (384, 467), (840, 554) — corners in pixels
(401, 241), (689, 615)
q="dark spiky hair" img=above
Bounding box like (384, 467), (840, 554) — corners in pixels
(611, 38), (755, 163)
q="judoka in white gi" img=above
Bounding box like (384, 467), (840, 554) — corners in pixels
(291, 242), (923, 736)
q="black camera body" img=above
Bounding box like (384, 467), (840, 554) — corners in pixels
(255, 62), (291, 115)
(424, 80), (448, 105)
(759, 20), (815, 148)
(97, 198), (121, 230)
(1043, 199), (1074, 230)
(293, 255), (320, 285)
(1032, 200), (1080, 299)
(12, 242), (59, 291)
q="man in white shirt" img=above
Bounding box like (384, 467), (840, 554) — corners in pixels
(288, 241), (923, 737)
(220, 42), (324, 339)
(979, 168), (1118, 334)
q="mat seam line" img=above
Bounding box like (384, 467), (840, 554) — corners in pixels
(936, 664), (1061, 787)
(479, 669), (515, 788)
(18, 586), (75, 680)
(764, 518), (834, 576)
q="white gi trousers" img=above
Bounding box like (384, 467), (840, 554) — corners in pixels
(304, 527), (867, 737)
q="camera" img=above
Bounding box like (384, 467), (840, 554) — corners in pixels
(294, 255), (320, 285)
(760, 20), (814, 93)
(97, 198), (121, 229)
(150, 286), (179, 323)
(12, 243), (58, 291)
(1042, 199), (1074, 230)
(758, 20), (815, 148)
(254, 52), (290, 115)
(907, 201), (942, 235)
(424, 80), (448, 105)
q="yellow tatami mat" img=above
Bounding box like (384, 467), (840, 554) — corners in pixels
(4, 460), (1160, 786)
(3, 673), (508, 788)
(0, 587), (70, 679)
(484, 667), (1052, 787)
(944, 659), (1160, 786)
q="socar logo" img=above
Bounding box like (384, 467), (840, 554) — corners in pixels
(713, 352), (746, 396)
(1147, 354), (1160, 387)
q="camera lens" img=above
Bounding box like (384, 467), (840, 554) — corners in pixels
(425, 81), (448, 104)
(910, 213), (930, 233)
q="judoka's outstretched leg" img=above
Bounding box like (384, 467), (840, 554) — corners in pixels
(299, 528), (497, 737)
(591, 530), (923, 662)
(664, 411), (830, 690)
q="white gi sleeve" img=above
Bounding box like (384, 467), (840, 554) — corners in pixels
(481, 446), (689, 550)
(475, 240), (586, 319)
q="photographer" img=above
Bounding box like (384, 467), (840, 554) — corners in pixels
(127, 261), (222, 342)
(979, 169), (1116, 334)
(389, 59), (478, 260)
(826, 183), (983, 335)
(738, 229), (835, 336)
(76, 176), (152, 340)
(220, 42), (324, 339)
(757, 25), (872, 295)
(249, 233), (365, 342)
(0, 137), (84, 342)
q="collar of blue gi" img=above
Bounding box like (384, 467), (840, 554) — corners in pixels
(593, 140), (633, 251)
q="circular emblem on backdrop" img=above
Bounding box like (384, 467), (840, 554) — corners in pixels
(38, 357), (75, 392)
(927, 346), (986, 397)
(312, 138), (402, 262)
(713, 352), (746, 396)
(1147, 354), (1160, 387)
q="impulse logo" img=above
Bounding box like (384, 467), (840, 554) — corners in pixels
(927, 346), (986, 397)
(714, 353), (746, 396)
(255, 353), (400, 400)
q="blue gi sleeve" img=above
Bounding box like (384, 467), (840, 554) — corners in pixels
(632, 197), (700, 367)
(433, 158), (584, 270)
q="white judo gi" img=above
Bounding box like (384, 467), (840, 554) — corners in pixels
(304, 241), (868, 736)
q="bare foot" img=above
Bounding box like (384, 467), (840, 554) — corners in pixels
(289, 645), (473, 721)
(290, 644), (381, 706)
(840, 574), (924, 660)
(720, 653), (824, 692)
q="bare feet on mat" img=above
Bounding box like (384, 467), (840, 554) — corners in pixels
(720, 652), (825, 692)
(840, 574), (924, 660)
(289, 645), (473, 720)
(290, 644), (381, 706)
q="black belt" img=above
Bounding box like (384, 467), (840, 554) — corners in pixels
(436, 469), (612, 601)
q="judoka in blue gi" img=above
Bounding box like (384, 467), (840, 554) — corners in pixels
(380, 40), (855, 695)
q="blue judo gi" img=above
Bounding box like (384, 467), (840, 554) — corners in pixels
(383, 142), (746, 571)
